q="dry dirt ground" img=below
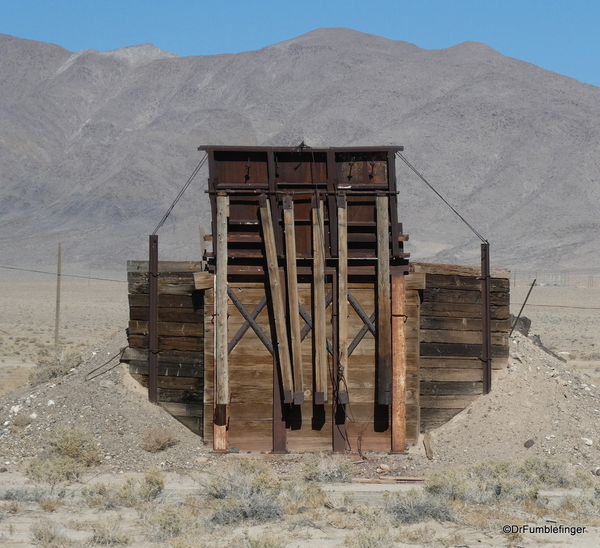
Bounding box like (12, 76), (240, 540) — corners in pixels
(2, 275), (600, 546)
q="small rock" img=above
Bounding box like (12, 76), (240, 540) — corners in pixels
(0, 467), (7, 473)
(524, 439), (535, 449)
(195, 457), (210, 464)
(379, 464), (390, 471)
(228, 447), (240, 453)
(581, 438), (593, 446)
(99, 380), (115, 389)
(376, 467), (384, 474)
(47, 400), (55, 406)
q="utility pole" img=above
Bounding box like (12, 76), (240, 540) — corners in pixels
(54, 243), (62, 347)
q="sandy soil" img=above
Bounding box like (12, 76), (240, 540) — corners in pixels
(2, 277), (600, 546)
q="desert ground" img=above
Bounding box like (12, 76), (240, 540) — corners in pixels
(2, 270), (600, 547)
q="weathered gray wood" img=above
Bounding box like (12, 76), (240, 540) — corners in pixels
(259, 195), (294, 403)
(411, 262), (510, 279)
(338, 197), (349, 401)
(127, 260), (203, 273)
(376, 195), (392, 405)
(312, 199), (328, 403)
(283, 197), (304, 403)
(391, 274), (406, 453)
(215, 195), (229, 407)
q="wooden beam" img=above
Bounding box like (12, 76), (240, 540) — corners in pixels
(391, 274), (406, 453)
(376, 195), (392, 405)
(148, 235), (159, 405)
(283, 196), (304, 404)
(337, 195), (349, 404)
(259, 194), (294, 403)
(214, 194), (229, 452)
(312, 197), (328, 404)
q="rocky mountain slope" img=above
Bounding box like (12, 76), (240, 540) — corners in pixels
(1, 28), (600, 275)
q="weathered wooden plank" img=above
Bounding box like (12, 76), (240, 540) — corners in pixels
(420, 302), (510, 320)
(128, 320), (203, 338)
(423, 288), (508, 305)
(129, 307), (204, 324)
(128, 334), (203, 352)
(419, 368), (483, 382)
(128, 294), (203, 309)
(283, 197), (304, 402)
(420, 381), (483, 396)
(420, 330), (508, 346)
(405, 272), (426, 290)
(418, 356), (480, 369)
(391, 274), (406, 453)
(376, 195), (392, 406)
(203, 288), (214, 445)
(313, 200), (328, 403)
(411, 262), (510, 279)
(260, 195), (293, 403)
(420, 408), (464, 431)
(338, 197), (349, 403)
(425, 274), (510, 292)
(128, 363), (203, 378)
(420, 316), (511, 333)
(420, 343), (509, 358)
(159, 401), (204, 418)
(130, 373), (202, 391)
(122, 347), (202, 366)
(193, 272), (214, 290)
(172, 415), (202, 436)
(127, 260), (203, 273)
(420, 395), (479, 409)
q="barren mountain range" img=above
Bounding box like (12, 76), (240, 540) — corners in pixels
(1, 27), (600, 276)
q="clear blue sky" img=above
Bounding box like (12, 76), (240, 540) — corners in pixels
(3, 0), (600, 87)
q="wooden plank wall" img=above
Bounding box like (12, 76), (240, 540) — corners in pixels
(412, 263), (511, 432)
(122, 261), (206, 436)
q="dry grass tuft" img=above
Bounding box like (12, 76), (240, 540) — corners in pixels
(30, 347), (81, 386)
(303, 453), (354, 483)
(140, 426), (178, 453)
(26, 427), (100, 486)
(30, 519), (76, 548)
(229, 530), (287, 548)
(89, 518), (131, 546)
(384, 489), (453, 524)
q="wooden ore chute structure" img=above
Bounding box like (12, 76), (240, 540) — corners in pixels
(121, 144), (511, 454)
(202, 146), (411, 453)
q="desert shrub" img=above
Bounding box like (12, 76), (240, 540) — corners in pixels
(303, 453), (354, 483)
(30, 519), (75, 548)
(89, 519), (131, 546)
(25, 428), (100, 486)
(30, 348), (81, 386)
(424, 457), (578, 505)
(384, 489), (453, 524)
(140, 426), (178, 453)
(343, 508), (393, 548)
(83, 468), (165, 509)
(143, 503), (198, 542)
(203, 459), (283, 524)
(230, 530), (286, 548)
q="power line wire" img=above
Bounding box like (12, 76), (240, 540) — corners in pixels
(396, 152), (487, 243)
(0, 264), (126, 283)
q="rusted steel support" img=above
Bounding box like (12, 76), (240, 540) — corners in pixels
(481, 242), (492, 394)
(337, 195), (349, 405)
(312, 197), (328, 404)
(214, 194), (229, 452)
(148, 235), (159, 405)
(391, 273), (407, 453)
(376, 196), (392, 405)
(259, 194), (294, 404)
(283, 196), (304, 405)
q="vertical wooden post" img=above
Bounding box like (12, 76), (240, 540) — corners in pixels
(391, 273), (407, 453)
(376, 196), (392, 405)
(199, 225), (206, 271)
(259, 194), (294, 404)
(283, 196), (304, 405)
(481, 242), (492, 394)
(214, 195), (229, 451)
(54, 242), (62, 347)
(148, 235), (159, 404)
(337, 195), (349, 404)
(312, 197), (328, 404)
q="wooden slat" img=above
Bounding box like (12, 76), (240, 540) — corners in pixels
(420, 381), (483, 396)
(420, 408), (464, 431)
(420, 302), (510, 320)
(420, 317), (511, 332)
(127, 260), (203, 273)
(128, 294), (203, 309)
(128, 335), (203, 352)
(194, 272), (214, 290)
(391, 274), (406, 453)
(128, 363), (203, 378)
(214, 194), (229, 451)
(283, 197), (304, 402)
(405, 272), (426, 290)
(159, 401), (203, 418)
(423, 288), (508, 305)
(129, 307), (204, 324)
(419, 368), (482, 382)
(259, 195), (294, 403)
(411, 262), (510, 279)
(313, 200), (328, 403)
(376, 195), (392, 405)
(420, 395), (479, 409)
(425, 274), (510, 292)
(420, 343), (509, 358)
(338, 197), (349, 402)
(420, 330), (508, 346)
(121, 347), (202, 365)
(128, 320), (203, 338)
